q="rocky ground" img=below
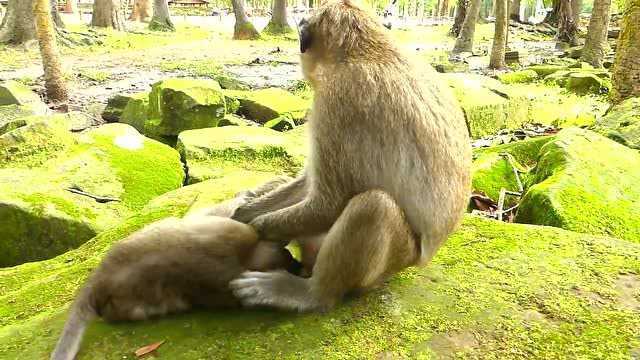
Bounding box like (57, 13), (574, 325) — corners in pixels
(0, 14), (639, 359)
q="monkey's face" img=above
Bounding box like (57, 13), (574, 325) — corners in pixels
(297, 18), (319, 84)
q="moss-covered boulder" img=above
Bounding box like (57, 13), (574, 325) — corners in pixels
(497, 70), (539, 84)
(264, 113), (298, 132)
(0, 80), (47, 114)
(516, 128), (640, 242)
(0, 121), (184, 266)
(223, 88), (309, 125)
(119, 92), (150, 133)
(102, 93), (137, 123)
(471, 152), (521, 202)
(527, 64), (566, 77)
(176, 126), (306, 184)
(591, 97), (640, 149)
(1, 191), (639, 359)
(147, 78), (227, 136)
(566, 73), (610, 95)
(0, 105), (42, 135)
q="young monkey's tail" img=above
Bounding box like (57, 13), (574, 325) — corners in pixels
(50, 289), (96, 360)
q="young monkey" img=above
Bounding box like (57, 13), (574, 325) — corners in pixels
(50, 178), (314, 360)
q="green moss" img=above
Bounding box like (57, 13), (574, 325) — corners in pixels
(1, 213), (639, 359)
(148, 18), (176, 32)
(118, 92), (150, 133)
(223, 88), (310, 124)
(516, 128), (640, 242)
(527, 64), (566, 77)
(0, 80), (45, 109)
(497, 70), (539, 84)
(176, 126), (305, 184)
(102, 93), (137, 123)
(591, 97), (640, 149)
(471, 153), (520, 202)
(262, 22), (295, 35)
(0, 105), (40, 135)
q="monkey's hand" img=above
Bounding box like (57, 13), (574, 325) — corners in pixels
(230, 271), (322, 312)
(248, 214), (289, 243)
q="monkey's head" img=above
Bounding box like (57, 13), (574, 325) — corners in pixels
(297, 0), (397, 85)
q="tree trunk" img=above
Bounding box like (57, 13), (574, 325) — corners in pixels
(581, 0), (611, 67)
(611, 0), (640, 102)
(449, 0), (469, 36)
(571, 0), (582, 17)
(544, 0), (559, 25)
(440, 0), (450, 16)
(130, 0), (151, 21)
(0, 0), (38, 44)
(452, 0), (481, 53)
(490, 0), (508, 68)
(264, 0), (292, 34)
(149, 0), (174, 31)
(92, 0), (126, 30)
(510, 0), (520, 20)
(231, 0), (259, 39)
(34, 0), (68, 104)
(51, 0), (65, 27)
(557, 0), (578, 45)
(435, 0), (442, 18)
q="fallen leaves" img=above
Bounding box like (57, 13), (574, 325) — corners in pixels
(135, 341), (165, 358)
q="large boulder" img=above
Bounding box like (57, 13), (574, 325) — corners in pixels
(591, 97), (640, 150)
(147, 78), (227, 136)
(0, 105), (42, 135)
(223, 88), (309, 125)
(176, 126), (307, 184)
(0, 121), (184, 266)
(101, 93), (138, 123)
(0, 80), (48, 114)
(0, 187), (638, 358)
(497, 69), (539, 84)
(516, 128), (640, 242)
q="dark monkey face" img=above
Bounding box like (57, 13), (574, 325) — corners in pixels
(298, 18), (312, 54)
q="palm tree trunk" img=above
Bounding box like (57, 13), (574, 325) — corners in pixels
(149, 0), (174, 31)
(452, 0), (482, 53)
(0, 0), (38, 44)
(611, 0), (640, 102)
(34, 0), (68, 104)
(264, 0), (292, 34)
(581, 0), (611, 67)
(231, 0), (260, 39)
(490, 0), (508, 68)
(92, 0), (126, 30)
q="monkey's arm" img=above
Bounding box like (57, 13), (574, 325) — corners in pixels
(249, 193), (343, 242)
(232, 174), (308, 224)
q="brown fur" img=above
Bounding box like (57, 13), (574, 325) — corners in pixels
(50, 179), (305, 360)
(230, 0), (471, 311)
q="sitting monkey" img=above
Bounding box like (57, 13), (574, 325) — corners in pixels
(50, 178), (315, 360)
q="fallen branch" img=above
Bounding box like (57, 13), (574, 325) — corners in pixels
(66, 187), (120, 203)
(499, 152), (524, 193)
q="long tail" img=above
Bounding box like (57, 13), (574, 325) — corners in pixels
(50, 292), (95, 360)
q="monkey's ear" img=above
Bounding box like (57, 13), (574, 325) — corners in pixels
(298, 18), (312, 53)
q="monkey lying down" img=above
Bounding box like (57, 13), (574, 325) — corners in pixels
(50, 177), (322, 360)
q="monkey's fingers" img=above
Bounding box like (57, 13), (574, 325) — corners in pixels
(229, 271), (317, 312)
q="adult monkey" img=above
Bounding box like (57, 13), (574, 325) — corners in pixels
(230, 0), (471, 311)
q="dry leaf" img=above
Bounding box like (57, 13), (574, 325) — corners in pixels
(135, 340), (165, 357)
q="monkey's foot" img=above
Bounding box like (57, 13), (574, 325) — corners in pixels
(229, 271), (321, 312)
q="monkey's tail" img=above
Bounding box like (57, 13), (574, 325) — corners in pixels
(50, 290), (95, 360)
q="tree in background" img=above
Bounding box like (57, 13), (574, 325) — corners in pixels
(0, 0), (38, 44)
(449, 0), (469, 36)
(33, 0), (68, 104)
(557, 0), (578, 44)
(149, 0), (175, 31)
(50, 0), (65, 27)
(264, 0), (293, 34)
(439, 0), (450, 16)
(452, 0), (481, 53)
(581, 0), (612, 67)
(611, 0), (640, 102)
(231, 0), (260, 39)
(130, 0), (152, 22)
(92, 0), (126, 30)
(489, 0), (508, 68)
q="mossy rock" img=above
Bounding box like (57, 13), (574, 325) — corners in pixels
(218, 114), (249, 127)
(516, 128), (640, 242)
(474, 135), (555, 169)
(0, 105), (41, 135)
(102, 93), (138, 123)
(527, 64), (566, 77)
(262, 21), (295, 35)
(119, 92), (150, 133)
(471, 152), (521, 203)
(1, 196), (639, 358)
(566, 73), (610, 95)
(445, 74), (530, 138)
(0, 122), (184, 266)
(223, 88), (310, 125)
(590, 97), (640, 150)
(176, 126), (307, 184)
(148, 78), (227, 136)
(0, 80), (47, 114)
(497, 70), (539, 84)
(264, 113), (297, 132)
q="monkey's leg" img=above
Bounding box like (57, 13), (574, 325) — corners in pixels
(232, 173), (308, 224)
(230, 190), (419, 311)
